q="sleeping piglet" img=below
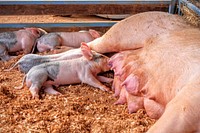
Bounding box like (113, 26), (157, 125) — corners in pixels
(0, 27), (47, 61)
(36, 29), (101, 52)
(17, 43), (112, 98)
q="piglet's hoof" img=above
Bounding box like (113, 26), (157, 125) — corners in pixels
(32, 94), (40, 99)
(14, 85), (24, 90)
(102, 86), (111, 92)
(44, 86), (62, 95)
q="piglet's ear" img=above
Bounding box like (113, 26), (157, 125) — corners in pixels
(81, 42), (93, 60)
(89, 29), (101, 39)
(25, 28), (41, 38)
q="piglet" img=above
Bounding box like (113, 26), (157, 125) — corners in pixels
(17, 43), (112, 98)
(0, 27), (47, 61)
(36, 29), (101, 52)
(5, 48), (83, 74)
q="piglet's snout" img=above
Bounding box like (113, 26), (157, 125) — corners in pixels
(105, 58), (112, 71)
(107, 58), (111, 68)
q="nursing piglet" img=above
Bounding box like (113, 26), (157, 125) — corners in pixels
(19, 43), (112, 98)
(36, 29), (101, 52)
(0, 28), (47, 61)
(5, 48), (83, 74)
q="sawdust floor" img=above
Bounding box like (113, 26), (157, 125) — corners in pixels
(0, 53), (156, 133)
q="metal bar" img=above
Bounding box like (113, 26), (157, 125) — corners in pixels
(179, 0), (200, 16)
(0, 22), (117, 28)
(0, 0), (171, 5)
(178, 0), (182, 15)
(168, 0), (177, 14)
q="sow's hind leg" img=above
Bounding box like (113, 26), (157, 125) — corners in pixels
(147, 84), (200, 133)
(26, 69), (48, 98)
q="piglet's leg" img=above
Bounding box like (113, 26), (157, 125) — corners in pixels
(82, 74), (110, 92)
(44, 85), (62, 95)
(29, 85), (40, 99)
(97, 75), (113, 83)
(28, 71), (48, 99)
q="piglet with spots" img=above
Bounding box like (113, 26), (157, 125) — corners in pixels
(5, 48), (83, 74)
(0, 28), (47, 61)
(36, 29), (101, 52)
(18, 43), (112, 98)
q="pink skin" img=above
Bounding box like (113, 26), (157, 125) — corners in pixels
(121, 74), (139, 95)
(109, 50), (140, 78)
(127, 94), (144, 114)
(108, 52), (125, 97)
(97, 76), (113, 83)
(119, 55), (141, 79)
(114, 86), (127, 105)
(111, 53), (146, 114)
(109, 28), (200, 132)
(109, 50), (138, 73)
(112, 76), (122, 97)
(143, 98), (164, 119)
(37, 29), (101, 52)
(87, 11), (191, 53)
(114, 71), (144, 113)
(114, 85), (144, 113)
(50, 48), (83, 61)
(137, 28), (200, 132)
(43, 85), (62, 95)
(108, 51), (135, 94)
(109, 54), (124, 74)
(48, 46), (73, 54)
(110, 50), (141, 97)
(6, 48), (84, 74)
(0, 28), (46, 61)
(24, 42), (112, 98)
(147, 84), (200, 133)
(109, 50), (146, 114)
(10, 28), (46, 53)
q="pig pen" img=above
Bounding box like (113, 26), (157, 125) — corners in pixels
(0, 54), (155, 132)
(1, 1), (199, 131)
(0, 14), (157, 132)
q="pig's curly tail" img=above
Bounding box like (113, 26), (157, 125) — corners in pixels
(15, 75), (26, 89)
